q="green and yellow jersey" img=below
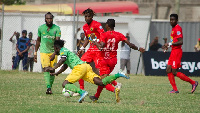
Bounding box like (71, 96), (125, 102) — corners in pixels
(60, 47), (85, 69)
(38, 24), (61, 53)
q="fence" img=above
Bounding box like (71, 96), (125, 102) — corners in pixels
(0, 10), (151, 74)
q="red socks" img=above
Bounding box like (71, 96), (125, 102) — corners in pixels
(176, 72), (195, 84)
(111, 81), (117, 86)
(78, 79), (84, 90)
(94, 84), (115, 98)
(167, 72), (178, 91)
(94, 86), (104, 98)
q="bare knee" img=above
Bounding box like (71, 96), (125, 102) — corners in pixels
(93, 77), (104, 86)
(166, 65), (172, 74)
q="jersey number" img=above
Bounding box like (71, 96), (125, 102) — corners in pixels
(106, 38), (116, 50)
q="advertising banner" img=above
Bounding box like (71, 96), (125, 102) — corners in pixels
(143, 51), (200, 76)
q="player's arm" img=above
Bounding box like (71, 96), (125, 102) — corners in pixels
(93, 41), (105, 50)
(51, 64), (68, 76)
(124, 40), (145, 52)
(77, 37), (89, 56)
(21, 46), (30, 53)
(34, 36), (41, 63)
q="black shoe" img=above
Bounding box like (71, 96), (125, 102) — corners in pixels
(46, 88), (53, 94)
(89, 96), (98, 103)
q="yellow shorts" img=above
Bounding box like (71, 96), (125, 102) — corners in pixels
(40, 53), (57, 68)
(65, 63), (100, 84)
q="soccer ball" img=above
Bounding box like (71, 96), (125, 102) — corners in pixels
(62, 88), (74, 98)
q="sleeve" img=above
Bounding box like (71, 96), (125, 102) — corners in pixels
(175, 27), (183, 38)
(38, 27), (41, 37)
(120, 33), (127, 41)
(60, 49), (68, 58)
(100, 33), (106, 43)
(96, 22), (104, 34)
(56, 26), (61, 37)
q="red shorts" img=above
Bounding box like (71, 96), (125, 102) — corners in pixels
(81, 47), (101, 68)
(98, 57), (117, 76)
(168, 49), (182, 69)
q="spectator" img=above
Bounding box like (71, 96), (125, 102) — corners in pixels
(27, 32), (36, 72)
(9, 31), (20, 68)
(13, 30), (30, 71)
(120, 33), (131, 74)
(77, 29), (85, 58)
(149, 37), (167, 51)
(194, 38), (200, 52)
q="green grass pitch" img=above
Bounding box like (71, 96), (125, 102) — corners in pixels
(0, 70), (200, 112)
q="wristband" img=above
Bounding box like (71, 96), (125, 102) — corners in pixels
(80, 46), (85, 50)
(34, 52), (37, 55)
(168, 42), (172, 47)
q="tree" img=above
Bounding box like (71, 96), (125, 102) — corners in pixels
(0, 0), (26, 5)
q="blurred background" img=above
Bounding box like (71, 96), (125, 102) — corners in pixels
(0, 0), (200, 75)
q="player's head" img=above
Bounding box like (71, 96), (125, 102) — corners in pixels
(105, 19), (115, 30)
(22, 30), (27, 38)
(82, 8), (95, 24)
(45, 12), (54, 27)
(54, 40), (65, 55)
(170, 14), (178, 27)
(28, 32), (33, 39)
(80, 32), (85, 40)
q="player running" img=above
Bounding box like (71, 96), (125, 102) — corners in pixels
(34, 12), (61, 94)
(89, 19), (145, 103)
(45, 40), (130, 103)
(164, 14), (198, 93)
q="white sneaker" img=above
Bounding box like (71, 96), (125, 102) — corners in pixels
(115, 82), (122, 89)
(73, 93), (80, 96)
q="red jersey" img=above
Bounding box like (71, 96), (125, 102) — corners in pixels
(100, 31), (127, 59)
(83, 20), (104, 48)
(170, 24), (183, 50)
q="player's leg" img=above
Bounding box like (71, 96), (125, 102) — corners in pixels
(166, 65), (179, 93)
(173, 69), (198, 93)
(40, 53), (52, 94)
(27, 57), (30, 71)
(49, 54), (57, 87)
(63, 64), (88, 103)
(172, 49), (198, 93)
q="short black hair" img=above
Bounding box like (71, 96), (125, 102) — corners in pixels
(106, 19), (115, 28)
(29, 32), (32, 34)
(82, 8), (95, 16)
(45, 12), (54, 18)
(170, 14), (178, 20)
(54, 40), (65, 48)
(22, 30), (27, 34)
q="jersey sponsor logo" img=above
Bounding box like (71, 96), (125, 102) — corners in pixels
(60, 52), (64, 55)
(177, 31), (181, 35)
(90, 28), (93, 31)
(43, 35), (55, 39)
(99, 26), (103, 29)
(170, 36), (173, 43)
(171, 31), (174, 34)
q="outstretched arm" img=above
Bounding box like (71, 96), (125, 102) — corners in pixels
(124, 40), (145, 52)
